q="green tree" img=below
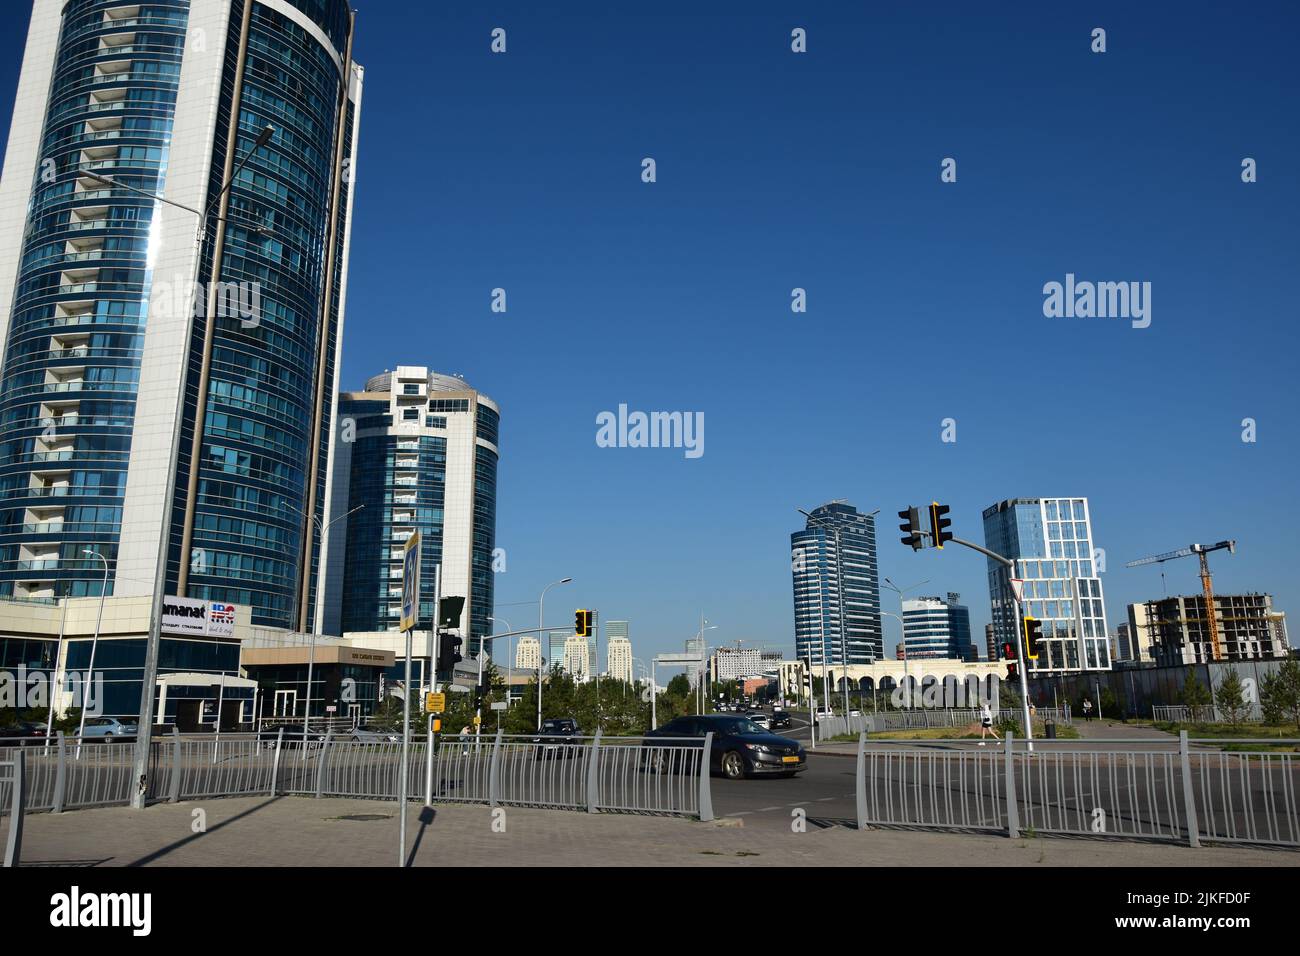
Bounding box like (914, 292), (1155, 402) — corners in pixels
(1180, 669), (1212, 708)
(1215, 670), (1248, 726)
(1259, 660), (1300, 730)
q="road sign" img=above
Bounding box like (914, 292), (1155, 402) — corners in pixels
(1009, 578), (1025, 603)
(424, 692), (445, 714)
(490, 701), (507, 711)
(472, 715), (481, 725)
(400, 530), (421, 632)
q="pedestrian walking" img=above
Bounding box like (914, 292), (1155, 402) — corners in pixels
(978, 701), (1000, 746)
(1082, 697), (1094, 721)
(460, 724), (471, 754)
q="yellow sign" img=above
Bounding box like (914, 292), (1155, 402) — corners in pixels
(472, 714), (481, 725)
(425, 692), (446, 714)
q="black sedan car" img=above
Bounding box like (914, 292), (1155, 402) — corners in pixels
(645, 714), (806, 779)
(770, 709), (792, 729)
(0, 720), (49, 746)
(531, 717), (581, 759)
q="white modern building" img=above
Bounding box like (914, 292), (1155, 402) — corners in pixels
(709, 645), (783, 682)
(319, 368), (500, 655)
(562, 634), (590, 680)
(515, 636), (541, 671)
(606, 634), (633, 683)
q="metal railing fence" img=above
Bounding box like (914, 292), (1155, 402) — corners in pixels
(852, 731), (1299, 848)
(0, 730), (712, 826)
(1151, 704), (1263, 725)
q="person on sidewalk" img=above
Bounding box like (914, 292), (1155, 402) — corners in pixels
(460, 724), (472, 754)
(1082, 697), (1094, 721)
(978, 701), (1000, 746)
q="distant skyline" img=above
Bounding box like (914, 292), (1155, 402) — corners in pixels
(2, 2), (1295, 660)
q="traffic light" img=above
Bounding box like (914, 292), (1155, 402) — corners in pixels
(1022, 616), (1043, 661)
(438, 596), (465, 629)
(575, 609), (593, 637)
(898, 506), (924, 551)
(1006, 661), (1019, 681)
(436, 632), (462, 673)
(1002, 640), (1018, 681)
(928, 502), (952, 549)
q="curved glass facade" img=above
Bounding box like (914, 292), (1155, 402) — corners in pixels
(0, 0), (361, 631)
(0, 0), (191, 601)
(327, 371), (499, 654)
(182, 0), (356, 628)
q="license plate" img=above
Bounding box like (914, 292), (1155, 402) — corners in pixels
(781, 755), (800, 764)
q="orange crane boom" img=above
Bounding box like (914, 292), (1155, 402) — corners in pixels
(1126, 540), (1236, 661)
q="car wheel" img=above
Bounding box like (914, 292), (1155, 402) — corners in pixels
(721, 751), (746, 780)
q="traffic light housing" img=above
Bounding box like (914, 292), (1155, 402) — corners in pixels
(898, 507), (924, 551)
(436, 632), (462, 673)
(928, 502), (952, 549)
(1001, 641), (1016, 662)
(575, 609), (593, 637)
(1006, 661), (1018, 681)
(1022, 616), (1043, 661)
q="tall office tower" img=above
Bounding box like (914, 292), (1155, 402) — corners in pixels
(321, 368), (500, 652)
(585, 607), (599, 676)
(790, 501), (882, 665)
(562, 634), (589, 680)
(547, 630), (568, 674)
(982, 497), (1110, 674)
(0, 0), (363, 630)
(901, 593), (971, 660)
(985, 622), (996, 662)
(606, 634), (633, 683)
(514, 636), (540, 671)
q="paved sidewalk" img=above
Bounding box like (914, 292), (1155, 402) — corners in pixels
(13, 797), (1299, 867)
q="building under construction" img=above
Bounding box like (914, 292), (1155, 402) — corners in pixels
(1146, 593), (1289, 667)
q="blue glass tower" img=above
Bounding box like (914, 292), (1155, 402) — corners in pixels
(790, 501), (882, 665)
(0, 0), (363, 631)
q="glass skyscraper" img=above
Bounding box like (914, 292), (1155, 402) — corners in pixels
(982, 497), (1110, 673)
(0, 0), (363, 631)
(790, 501), (882, 665)
(901, 592), (972, 661)
(321, 368), (499, 655)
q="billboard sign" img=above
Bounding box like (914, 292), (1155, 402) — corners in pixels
(162, 596), (237, 639)
(400, 530), (421, 632)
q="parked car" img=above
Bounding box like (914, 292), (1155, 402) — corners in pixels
(0, 720), (49, 746)
(80, 716), (138, 740)
(532, 717), (580, 759)
(848, 710), (862, 718)
(350, 727), (400, 743)
(748, 712), (771, 730)
(814, 710), (835, 722)
(770, 710), (792, 729)
(644, 714), (806, 780)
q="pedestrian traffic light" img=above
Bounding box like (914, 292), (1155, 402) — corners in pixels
(1022, 616), (1043, 661)
(898, 506), (924, 551)
(437, 632), (462, 673)
(1001, 641), (1016, 662)
(928, 502), (952, 549)
(1006, 661), (1018, 681)
(574, 609), (593, 637)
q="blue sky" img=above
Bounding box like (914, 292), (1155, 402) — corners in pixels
(3, 1), (1297, 662)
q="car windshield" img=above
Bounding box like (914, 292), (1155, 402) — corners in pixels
(541, 721), (571, 732)
(713, 717), (766, 736)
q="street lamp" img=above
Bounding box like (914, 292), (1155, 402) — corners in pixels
(488, 615), (512, 715)
(122, 124), (278, 808)
(75, 549), (109, 756)
(537, 577), (572, 731)
(300, 504), (364, 746)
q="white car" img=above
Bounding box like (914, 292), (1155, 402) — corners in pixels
(848, 710), (862, 718)
(747, 712), (771, 730)
(815, 710), (835, 722)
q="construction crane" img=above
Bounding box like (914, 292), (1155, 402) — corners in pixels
(1126, 540), (1236, 660)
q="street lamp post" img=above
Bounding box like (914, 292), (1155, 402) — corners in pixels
(76, 549), (109, 756)
(117, 124), (277, 809)
(301, 503), (364, 748)
(537, 578), (572, 731)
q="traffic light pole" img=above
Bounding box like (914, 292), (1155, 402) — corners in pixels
(922, 532), (1034, 748)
